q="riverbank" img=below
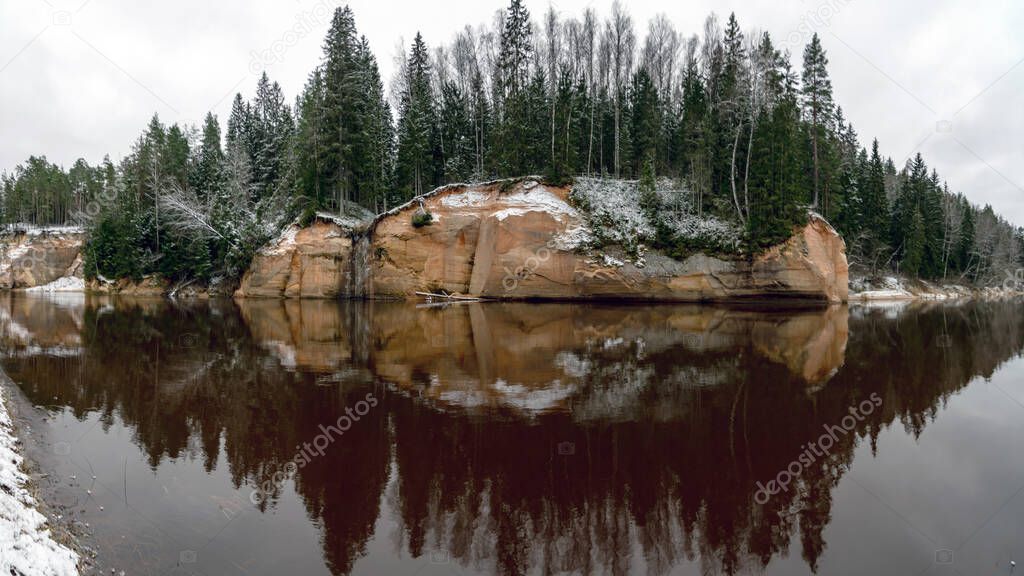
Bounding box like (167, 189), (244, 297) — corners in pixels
(0, 384), (79, 576)
(1, 188), (1020, 304)
(849, 275), (1022, 301)
(0, 179), (851, 303)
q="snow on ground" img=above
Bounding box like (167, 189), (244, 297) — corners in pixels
(440, 188), (490, 209)
(851, 288), (915, 301)
(493, 183), (580, 223)
(0, 389), (79, 576)
(848, 274), (1014, 302)
(498, 182), (578, 217)
(260, 224), (299, 256)
(571, 178), (655, 247)
(1, 225), (84, 237)
(571, 177), (741, 252)
(24, 277), (85, 293)
(314, 206), (375, 230)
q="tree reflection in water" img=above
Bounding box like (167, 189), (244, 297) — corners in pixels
(1, 295), (1021, 575)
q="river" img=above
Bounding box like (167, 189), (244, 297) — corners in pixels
(0, 294), (1022, 575)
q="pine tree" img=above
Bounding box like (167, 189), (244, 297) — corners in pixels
(192, 112), (226, 206)
(294, 69), (328, 210)
(956, 201), (976, 277)
(251, 72), (294, 204)
(494, 0), (533, 174)
(357, 38), (394, 211)
(320, 6), (362, 211)
(628, 67), (659, 176)
(395, 32), (440, 197)
(904, 208), (925, 276)
(226, 94), (252, 158)
(860, 139), (890, 274)
(162, 124), (190, 189)
(801, 34), (833, 209)
(438, 81), (475, 183)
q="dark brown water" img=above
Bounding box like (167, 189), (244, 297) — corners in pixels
(1, 295), (1023, 576)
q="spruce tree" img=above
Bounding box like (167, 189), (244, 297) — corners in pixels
(438, 81), (475, 183)
(801, 34), (833, 209)
(956, 201), (976, 277)
(628, 67), (659, 176)
(904, 208), (925, 276)
(395, 32), (440, 197)
(193, 112), (226, 206)
(321, 6), (362, 211)
(494, 0), (533, 174)
(251, 72), (294, 204)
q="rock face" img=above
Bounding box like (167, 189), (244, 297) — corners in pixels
(0, 229), (85, 290)
(236, 180), (849, 303)
(236, 220), (357, 298)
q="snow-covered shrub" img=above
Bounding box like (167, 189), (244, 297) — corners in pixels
(571, 177), (741, 257)
(571, 178), (656, 255)
(412, 210), (434, 228)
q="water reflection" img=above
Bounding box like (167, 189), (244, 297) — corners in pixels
(0, 295), (1022, 575)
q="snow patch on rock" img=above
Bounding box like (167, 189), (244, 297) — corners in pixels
(549, 222), (595, 251)
(601, 254), (625, 268)
(261, 225), (299, 256)
(314, 208), (374, 230)
(0, 389), (79, 576)
(25, 277), (85, 293)
(440, 189), (490, 209)
(499, 185), (578, 218)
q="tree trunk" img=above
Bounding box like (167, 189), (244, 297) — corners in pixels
(587, 96), (595, 175)
(811, 117), (820, 208)
(730, 119), (745, 224)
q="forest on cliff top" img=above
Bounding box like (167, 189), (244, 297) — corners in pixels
(1, 1), (1021, 286)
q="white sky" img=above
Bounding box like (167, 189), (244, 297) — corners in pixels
(1, 0), (1022, 225)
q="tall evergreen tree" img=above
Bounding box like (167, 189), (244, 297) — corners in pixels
(801, 34), (833, 209)
(395, 32), (440, 197)
(493, 0), (533, 174)
(192, 112), (226, 205)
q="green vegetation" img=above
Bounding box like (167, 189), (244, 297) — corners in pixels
(1, 2), (1020, 286)
(411, 211), (433, 228)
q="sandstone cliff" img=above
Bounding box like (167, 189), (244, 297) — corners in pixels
(236, 179), (849, 302)
(0, 228), (85, 290)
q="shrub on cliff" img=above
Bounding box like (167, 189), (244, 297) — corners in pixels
(572, 177), (742, 258)
(412, 211), (434, 228)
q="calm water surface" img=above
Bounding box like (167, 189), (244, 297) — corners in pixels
(1, 295), (1023, 575)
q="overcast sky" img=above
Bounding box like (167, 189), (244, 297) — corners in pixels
(2, 0), (1022, 225)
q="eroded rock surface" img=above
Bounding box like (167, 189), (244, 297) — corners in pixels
(237, 180), (849, 302)
(0, 229), (84, 290)
(236, 220), (358, 298)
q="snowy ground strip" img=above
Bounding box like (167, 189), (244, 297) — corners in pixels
(0, 388), (79, 576)
(24, 277), (86, 293)
(1, 225), (84, 237)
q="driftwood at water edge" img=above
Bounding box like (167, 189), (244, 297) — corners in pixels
(414, 291), (485, 302)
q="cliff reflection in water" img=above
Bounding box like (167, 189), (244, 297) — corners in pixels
(1, 295), (1022, 575)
